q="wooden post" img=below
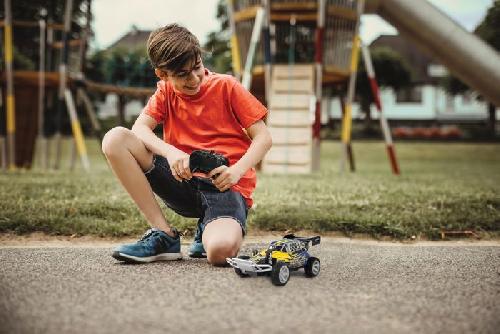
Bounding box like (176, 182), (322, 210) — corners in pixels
(3, 0), (16, 170)
(54, 0), (73, 169)
(37, 8), (48, 169)
(226, 0), (242, 80)
(262, 0), (272, 105)
(312, 0), (326, 172)
(117, 95), (126, 126)
(0, 88), (5, 170)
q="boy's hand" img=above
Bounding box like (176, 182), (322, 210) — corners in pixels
(208, 165), (244, 192)
(167, 150), (192, 182)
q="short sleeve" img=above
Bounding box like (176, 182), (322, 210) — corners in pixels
(229, 79), (268, 129)
(142, 81), (167, 123)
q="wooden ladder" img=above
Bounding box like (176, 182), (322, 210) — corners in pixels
(262, 64), (315, 174)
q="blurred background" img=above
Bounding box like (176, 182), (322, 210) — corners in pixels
(0, 0), (498, 239)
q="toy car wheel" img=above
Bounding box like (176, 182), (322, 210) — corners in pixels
(234, 268), (250, 277)
(271, 261), (290, 286)
(305, 257), (320, 277)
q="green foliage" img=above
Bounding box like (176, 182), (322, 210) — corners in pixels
(1, 140), (499, 240)
(0, 0), (88, 69)
(475, 0), (500, 51)
(86, 47), (157, 87)
(202, 0), (232, 74)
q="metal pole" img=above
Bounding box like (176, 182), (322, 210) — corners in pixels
(339, 0), (364, 173)
(4, 0), (16, 170)
(226, 0), (242, 80)
(360, 41), (400, 175)
(368, 0), (500, 107)
(54, 0), (73, 169)
(312, 0), (326, 172)
(241, 7), (265, 91)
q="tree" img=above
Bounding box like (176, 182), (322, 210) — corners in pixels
(355, 47), (412, 132)
(203, 0), (232, 74)
(0, 0), (88, 70)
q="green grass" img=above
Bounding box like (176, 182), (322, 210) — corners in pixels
(1, 139), (499, 239)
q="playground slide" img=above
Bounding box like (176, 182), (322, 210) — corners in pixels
(366, 0), (500, 107)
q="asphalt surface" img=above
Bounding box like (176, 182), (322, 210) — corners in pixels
(1, 238), (499, 334)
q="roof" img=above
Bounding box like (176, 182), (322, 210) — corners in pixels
(107, 27), (151, 52)
(370, 34), (437, 84)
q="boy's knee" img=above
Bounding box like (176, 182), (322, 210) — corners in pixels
(206, 239), (239, 266)
(102, 126), (131, 156)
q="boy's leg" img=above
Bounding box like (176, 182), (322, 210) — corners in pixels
(195, 187), (248, 266)
(101, 126), (175, 236)
(202, 218), (243, 266)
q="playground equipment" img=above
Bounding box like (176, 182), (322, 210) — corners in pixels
(0, 0), (101, 170)
(228, 0), (356, 173)
(228, 0), (500, 175)
(1, 0), (88, 170)
(0, 0), (158, 171)
(227, 0), (390, 174)
(365, 0), (500, 108)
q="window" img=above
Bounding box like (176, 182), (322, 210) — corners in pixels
(396, 86), (423, 103)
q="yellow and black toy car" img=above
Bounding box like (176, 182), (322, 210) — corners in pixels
(226, 235), (321, 286)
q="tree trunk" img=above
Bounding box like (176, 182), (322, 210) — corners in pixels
(117, 95), (126, 126)
(488, 102), (496, 138)
(361, 99), (374, 135)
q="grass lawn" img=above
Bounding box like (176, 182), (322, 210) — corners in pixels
(1, 139), (499, 239)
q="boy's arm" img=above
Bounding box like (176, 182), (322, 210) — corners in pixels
(132, 113), (192, 181)
(209, 119), (272, 192)
(233, 120), (272, 174)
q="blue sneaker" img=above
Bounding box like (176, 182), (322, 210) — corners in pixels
(188, 223), (206, 258)
(112, 228), (182, 263)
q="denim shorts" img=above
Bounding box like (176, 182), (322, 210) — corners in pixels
(144, 154), (248, 236)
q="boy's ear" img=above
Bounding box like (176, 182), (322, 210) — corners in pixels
(154, 68), (168, 80)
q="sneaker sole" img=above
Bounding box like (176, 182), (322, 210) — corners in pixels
(112, 251), (183, 263)
(188, 252), (207, 259)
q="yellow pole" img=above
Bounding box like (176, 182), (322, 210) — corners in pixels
(227, 0), (242, 79)
(341, 35), (360, 144)
(339, 0), (365, 173)
(4, 0), (16, 170)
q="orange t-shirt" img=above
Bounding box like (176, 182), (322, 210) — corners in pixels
(143, 70), (268, 207)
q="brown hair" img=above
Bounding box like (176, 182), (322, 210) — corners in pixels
(147, 24), (202, 74)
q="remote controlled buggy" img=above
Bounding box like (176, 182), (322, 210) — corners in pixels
(226, 235), (321, 286)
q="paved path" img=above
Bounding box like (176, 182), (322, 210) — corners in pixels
(1, 238), (499, 334)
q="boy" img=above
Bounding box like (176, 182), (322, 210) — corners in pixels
(102, 24), (272, 266)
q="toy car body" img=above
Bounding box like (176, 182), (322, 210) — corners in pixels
(226, 235), (321, 286)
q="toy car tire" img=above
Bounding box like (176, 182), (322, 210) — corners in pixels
(271, 261), (290, 286)
(305, 257), (320, 277)
(234, 268), (250, 277)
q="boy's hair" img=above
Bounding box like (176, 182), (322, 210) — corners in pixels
(147, 24), (202, 74)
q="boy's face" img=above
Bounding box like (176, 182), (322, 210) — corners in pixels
(156, 58), (205, 95)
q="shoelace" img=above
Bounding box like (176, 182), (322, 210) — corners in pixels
(139, 228), (158, 242)
(139, 228), (180, 242)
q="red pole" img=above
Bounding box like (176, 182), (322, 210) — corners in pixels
(361, 42), (400, 175)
